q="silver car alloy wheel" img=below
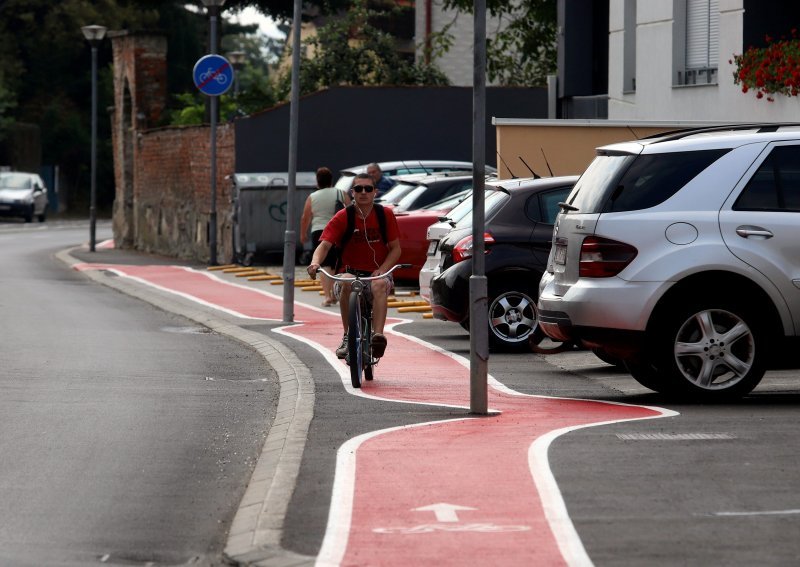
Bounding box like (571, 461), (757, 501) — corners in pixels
(488, 290), (538, 345)
(673, 308), (756, 391)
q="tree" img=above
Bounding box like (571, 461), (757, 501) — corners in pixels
(441, 0), (557, 86)
(282, 0), (449, 97)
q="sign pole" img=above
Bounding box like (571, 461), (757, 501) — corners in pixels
(209, 8), (219, 266)
(283, 0), (302, 323)
(470, 0), (488, 415)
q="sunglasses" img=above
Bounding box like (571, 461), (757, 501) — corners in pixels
(352, 185), (375, 193)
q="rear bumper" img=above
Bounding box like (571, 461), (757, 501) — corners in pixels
(430, 261), (470, 323)
(538, 276), (664, 358)
(538, 310), (645, 357)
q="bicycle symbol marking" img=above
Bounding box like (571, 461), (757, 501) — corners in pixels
(372, 523), (531, 534)
(198, 63), (230, 89)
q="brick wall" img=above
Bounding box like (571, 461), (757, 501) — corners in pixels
(110, 31), (236, 264)
(134, 124), (235, 263)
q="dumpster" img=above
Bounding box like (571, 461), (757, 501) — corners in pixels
(232, 172), (317, 266)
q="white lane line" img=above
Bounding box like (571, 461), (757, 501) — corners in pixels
(713, 509), (800, 517)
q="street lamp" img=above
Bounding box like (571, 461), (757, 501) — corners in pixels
(227, 50), (246, 98)
(201, 0), (226, 265)
(81, 24), (107, 253)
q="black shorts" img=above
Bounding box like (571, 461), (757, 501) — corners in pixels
(312, 230), (339, 268)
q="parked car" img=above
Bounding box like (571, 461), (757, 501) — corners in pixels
(334, 161), (496, 192)
(393, 190), (473, 281)
(0, 172), (48, 222)
(429, 176), (578, 351)
(419, 187), (502, 302)
(381, 173), (476, 212)
(538, 124), (800, 401)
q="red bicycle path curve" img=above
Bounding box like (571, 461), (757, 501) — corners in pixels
(73, 262), (678, 566)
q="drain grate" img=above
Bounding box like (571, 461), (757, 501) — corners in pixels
(616, 432), (736, 441)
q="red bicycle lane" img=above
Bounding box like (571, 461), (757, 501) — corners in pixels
(73, 263), (677, 566)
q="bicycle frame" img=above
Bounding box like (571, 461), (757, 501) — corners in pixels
(316, 265), (409, 389)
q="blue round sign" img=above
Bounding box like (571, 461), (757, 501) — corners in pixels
(193, 54), (233, 96)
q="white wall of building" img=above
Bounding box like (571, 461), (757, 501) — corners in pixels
(608, 0), (800, 121)
(415, 0), (509, 86)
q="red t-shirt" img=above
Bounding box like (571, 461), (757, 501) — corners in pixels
(320, 206), (399, 273)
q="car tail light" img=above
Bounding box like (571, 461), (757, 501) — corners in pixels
(579, 236), (637, 277)
(452, 233), (495, 263)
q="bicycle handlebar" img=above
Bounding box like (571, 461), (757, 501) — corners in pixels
(313, 264), (411, 282)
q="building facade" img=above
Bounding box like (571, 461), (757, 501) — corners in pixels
(607, 0), (800, 121)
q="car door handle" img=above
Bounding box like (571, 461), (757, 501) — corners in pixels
(736, 225), (773, 239)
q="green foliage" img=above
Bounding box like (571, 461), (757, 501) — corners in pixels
(441, 0), (557, 86)
(279, 0), (449, 96)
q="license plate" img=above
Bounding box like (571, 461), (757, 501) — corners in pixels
(554, 243), (567, 265)
(427, 240), (438, 255)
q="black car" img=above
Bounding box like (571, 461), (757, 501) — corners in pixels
(429, 176), (577, 351)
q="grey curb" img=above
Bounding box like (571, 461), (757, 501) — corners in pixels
(56, 248), (316, 567)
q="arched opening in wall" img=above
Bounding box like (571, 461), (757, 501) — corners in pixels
(120, 80), (135, 246)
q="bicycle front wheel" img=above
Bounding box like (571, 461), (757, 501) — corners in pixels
(348, 292), (363, 388)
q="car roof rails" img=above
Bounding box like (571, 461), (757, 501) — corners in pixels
(643, 123), (800, 144)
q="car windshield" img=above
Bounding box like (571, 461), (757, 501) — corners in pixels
(452, 190), (508, 228)
(394, 184), (430, 210)
(423, 189), (471, 212)
(335, 173), (355, 190)
(0, 173), (32, 189)
(376, 182), (417, 204)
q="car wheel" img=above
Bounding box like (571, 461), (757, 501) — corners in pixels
(640, 300), (767, 400)
(37, 210), (47, 222)
(23, 207), (33, 223)
(487, 283), (539, 352)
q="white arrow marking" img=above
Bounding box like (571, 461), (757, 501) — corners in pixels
(413, 503), (477, 523)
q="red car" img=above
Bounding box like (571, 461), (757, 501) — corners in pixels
(392, 190), (471, 281)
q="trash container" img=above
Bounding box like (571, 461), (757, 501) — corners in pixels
(231, 172), (317, 266)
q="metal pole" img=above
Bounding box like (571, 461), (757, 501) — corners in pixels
(208, 7), (219, 266)
(89, 43), (98, 252)
(282, 0), (302, 323)
(469, 0), (488, 415)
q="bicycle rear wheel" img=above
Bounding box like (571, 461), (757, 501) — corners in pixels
(348, 292), (363, 388)
(364, 310), (374, 381)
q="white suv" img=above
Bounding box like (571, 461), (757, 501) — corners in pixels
(538, 124), (800, 401)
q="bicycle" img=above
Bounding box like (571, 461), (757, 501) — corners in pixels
(315, 264), (410, 389)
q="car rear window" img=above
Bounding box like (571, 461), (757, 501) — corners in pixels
(564, 149), (729, 214)
(453, 190), (509, 229)
(604, 149), (730, 212)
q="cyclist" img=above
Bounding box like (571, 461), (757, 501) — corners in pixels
(307, 173), (401, 360)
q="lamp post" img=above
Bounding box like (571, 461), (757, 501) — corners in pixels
(227, 50), (246, 99)
(81, 24), (107, 253)
(201, 0), (226, 265)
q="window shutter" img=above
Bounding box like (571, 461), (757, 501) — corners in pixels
(686, 0), (719, 69)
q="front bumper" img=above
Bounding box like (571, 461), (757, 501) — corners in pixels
(0, 202), (32, 217)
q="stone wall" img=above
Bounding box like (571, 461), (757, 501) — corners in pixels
(134, 124), (235, 263)
(109, 31), (235, 264)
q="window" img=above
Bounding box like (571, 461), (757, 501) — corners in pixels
(675, 0), (719, 85)
(623, 0), (637, 93)
(526, 187), (573, 224)
(735, 146), (800, 212)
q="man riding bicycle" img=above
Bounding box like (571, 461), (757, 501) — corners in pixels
(307, 173), (401, 360)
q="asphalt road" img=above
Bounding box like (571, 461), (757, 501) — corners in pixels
(0, 220), (279, 566)
(4, 218), (800, 566)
